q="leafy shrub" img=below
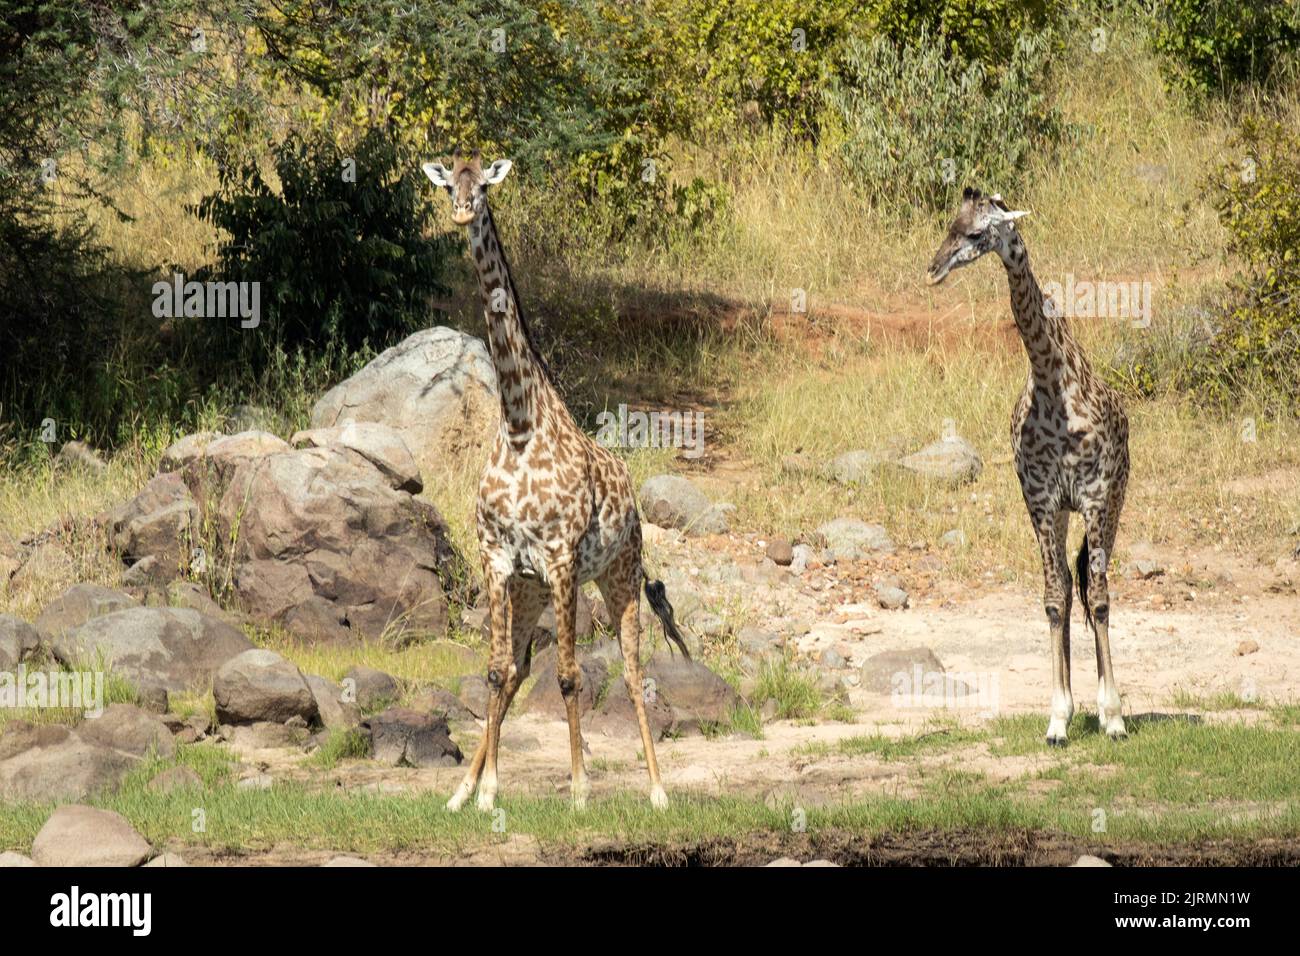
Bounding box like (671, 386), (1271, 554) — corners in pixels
(1151, 0), (1300, 98)
(865, 0), (1056, 66)
(826, 28), (1060, 209)
(192, 128), (454, 371)
(1191, 117), (1300, 409)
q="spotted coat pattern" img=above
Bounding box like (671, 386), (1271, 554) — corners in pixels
(929, 189), (1129, 745)
(428, 153), (671, 811)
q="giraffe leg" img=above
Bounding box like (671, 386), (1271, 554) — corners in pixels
(1034, 510), (1074, 746)
(1085, 504), (1126, 740)
(548, 561), (589, 809)
(599, 563), (668, 810)
(445, 578), (544, 812)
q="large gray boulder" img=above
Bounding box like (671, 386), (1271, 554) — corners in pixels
(521, 646), (609, 718)
(31, 805), (152, 867)
(644, 655), (738, 731)
(0, 614), (40, 669)
(638, 474), (730, 535)
(289, 422), (423, 494)
(53, 606), (254, 693)
(77, 703), (175, 759)
(34, 583), (138, 643)
(309, 327), (499, 478)
(218, 443), (461, 642)
(361, 707), (462, 767)
(0, 722), (139, 802)
(213, 648), (318, 725)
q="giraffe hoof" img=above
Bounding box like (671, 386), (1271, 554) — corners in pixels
(1108, 730), (1129, 742)
(1046, 735), (1069, 748)
(650, 785), (668, 811)
(476, 791), (496, 812)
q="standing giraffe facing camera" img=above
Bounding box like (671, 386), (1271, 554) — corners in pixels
(422, 149), (690, 811)
(927, 187), (1129, 746)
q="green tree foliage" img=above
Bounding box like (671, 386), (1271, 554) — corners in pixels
(1151, 0), (1300, 98)
(827, 28), (1059, 209)
(193, 128), (454, 369)
(1193, 118), (1300, 409)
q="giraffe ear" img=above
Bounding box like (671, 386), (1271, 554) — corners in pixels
(483, 159), (513, 185)
(422, 162), (452, 188)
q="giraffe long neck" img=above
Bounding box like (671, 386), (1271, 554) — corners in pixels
(997, 228), (1085, 389)
(468, 203), (552, 440)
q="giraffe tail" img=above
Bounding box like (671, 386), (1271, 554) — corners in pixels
(1076, 538), (1094, 632)
(643, 575), (692, 660)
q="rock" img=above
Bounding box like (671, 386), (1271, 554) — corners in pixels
(9, 542), (75, 591)
(819, 646), (847, 669)
(789, 544), (814, 574)
(737, 626), (782, 657)
(875, 584), (909, 610)
(587, 679), (675, 739)
(522, 649), (609, 718)
(458, 675), (489, 719)
(31, 805), (152, 867)
(56, 440), (106, 472)
(282, 597), (352, 644)
(361, 707), (462, 767)
(227, 722), (307, 749)
(165, 580), (237, 624)
(532, 590), (596, 648)
(815, 518), (894, 560)
(780, 452), (817, 475)
(77, 704), (175, 758)
(827, 449), (888, 485)
(122, 554), (171, 587)
(136, 685), (169, 714)
(409, 685), (474, 723)
(859, 647), (945, 695)
(146, 765), (204, 794)
(644, 655), (738, 731)
(226, 404), (277, 433)
(1235, 640), (1260, 656)
(322, 855), (377, 867)
(158, 431), (220, 474)
(309, 327), (499, 479)
(290, 422), (423, 494)
(102, 471), (199, 571)
(895, 435), (982, 485)
(939, 529), (968, 549)
(0, 614), (40, 669)
(190, 430), (292, 484)
(218, 442), (462, 642)
(54, 606), (254, 693)
(213, 649), (318, 725)
(342, 666), (401, 711)
(236, 772), (274, 790)
(638, 474), (729, 535)
(1130, 559), (1165, 580)
(306, 675), (362, 729)
(765, 538), (794, 566)
(0, 851), (35, 867)
(766, 857), (803, 867)
(144, 853), (190, 867)
(0, 722), (139, 802)
(1070, 854), (1112, 867)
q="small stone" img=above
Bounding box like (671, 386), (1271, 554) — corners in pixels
(766, 857), (802, 867)
(144, 853), (190, 867)
(322, 855), (377, 867)
(765, 538), (794, 566)
(939, 529), (968, 549)
(236, 773), (273, 790)
(1070, 854), (1112, 867)
(1131, 559), (1165, 580)
(1235, 640), (1259, 656)
(875, 585), (909, 610)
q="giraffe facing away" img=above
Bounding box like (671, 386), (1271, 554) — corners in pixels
(422, 150), (690, 811)
(927, 188), (1129, 746)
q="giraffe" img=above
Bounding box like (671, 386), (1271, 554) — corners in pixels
(421, 150), (691, 811)
(927, 188), (1129, 746)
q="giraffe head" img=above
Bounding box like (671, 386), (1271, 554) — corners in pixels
(926, 188), (1030, 285)
(422, 148), (513, 226)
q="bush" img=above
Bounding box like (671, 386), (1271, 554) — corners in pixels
(1192, 117), (1300, 409)
(192, 128), (455, 372)
(826, 28), (1060, 209)
(1151, 0), (1300, 98)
